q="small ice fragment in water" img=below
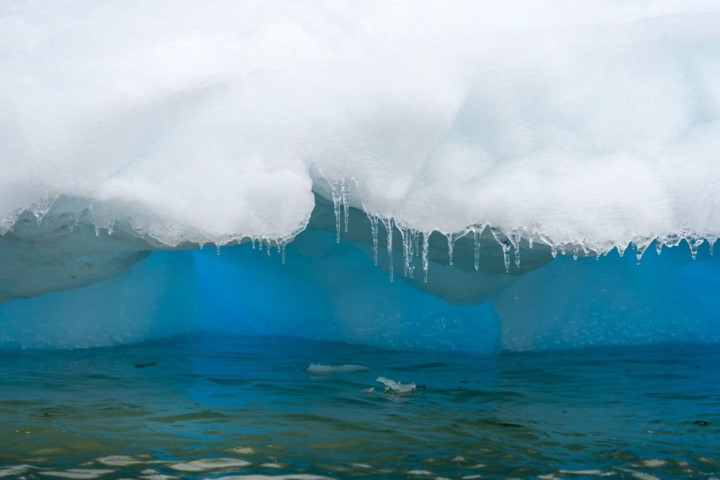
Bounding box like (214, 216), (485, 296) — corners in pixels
(377, 376), (416, 394)
(363, 387), (375, 395)
(306, 363), (369, 374)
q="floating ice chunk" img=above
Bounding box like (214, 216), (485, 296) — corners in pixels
(377, 376), (416, 394)
(306, 363), (369, 374)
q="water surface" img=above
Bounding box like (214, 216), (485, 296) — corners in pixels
(1, 335), (719, 479)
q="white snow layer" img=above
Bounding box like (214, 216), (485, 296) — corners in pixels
(1, 0), (720, 252)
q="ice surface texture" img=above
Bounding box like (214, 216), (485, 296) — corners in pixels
(2, 1), (719, 249)
(1, 1), (720, 351)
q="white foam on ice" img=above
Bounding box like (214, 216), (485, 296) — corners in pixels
(1, 0), (719, 253)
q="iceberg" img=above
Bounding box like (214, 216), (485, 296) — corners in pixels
(1, 0), (719, 352)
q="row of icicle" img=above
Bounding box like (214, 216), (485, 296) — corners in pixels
(9, 185), (716, 280)
(327, 179), (718, 283)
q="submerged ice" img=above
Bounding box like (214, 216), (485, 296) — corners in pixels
(1, 1), (720, 351)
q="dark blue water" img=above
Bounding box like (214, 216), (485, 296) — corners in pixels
(1, 335), (719, 479)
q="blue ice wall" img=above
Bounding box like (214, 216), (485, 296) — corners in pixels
(192, 230), (501, 354)
(495, 244), (720, 351)
(0, 251), (198, 349)
(0, 229), (718, 353)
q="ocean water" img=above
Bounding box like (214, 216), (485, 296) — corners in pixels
(1, 335), (719, 480)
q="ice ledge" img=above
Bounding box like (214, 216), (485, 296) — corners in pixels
(0, 192), (716, 304)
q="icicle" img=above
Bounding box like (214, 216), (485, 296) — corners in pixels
(382, 218), (394, 282)
(330, 180), (342, 243)
(368, 214), (379, 266)
(409, 230), (416, 277)
(572, 244), (579, 261)
(401, 228), (416, 278)
(490, 227), (512, 273)
(281, 242), (287, 264)
(473, 228), (481, 271)
(686, 237), (703, 260)
(447, 233), (454, 266)
(402, 229), (410, 277)
(709, 237), (716, 256)
(251, 237), (256, 249)
(341, 181), (350, 234)
(655, 238), (663, 256)
(258, 239), (263, 251)
(216, 244), (221, 256)
(511, 230), (522, 269)
(422, 232), (429, 283)
(501, 243), (511, 273)
(551, 245), (558, 258)
(616, 243), (626, 258)
(266, 239), (272, 256)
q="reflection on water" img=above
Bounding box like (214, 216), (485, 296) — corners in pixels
(0, 335), (719, 479)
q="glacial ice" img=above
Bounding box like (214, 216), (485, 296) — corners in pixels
(1, 1), (720, 351)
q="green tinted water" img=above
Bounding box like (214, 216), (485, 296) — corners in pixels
(0, 335), (718, 479)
